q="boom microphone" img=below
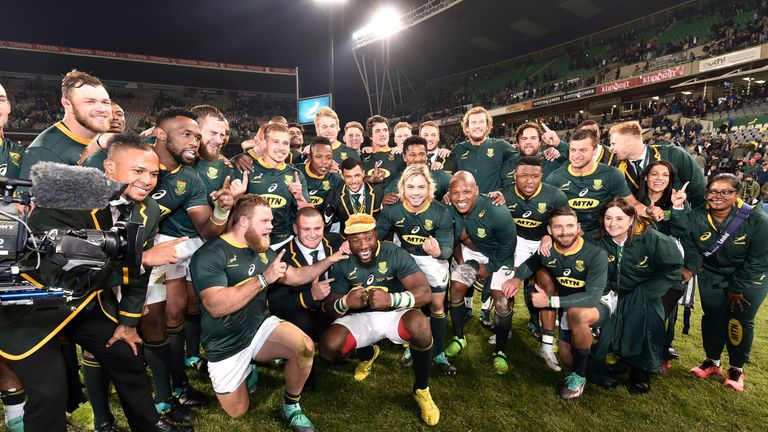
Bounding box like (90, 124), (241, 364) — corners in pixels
(29, 162), (126, 210)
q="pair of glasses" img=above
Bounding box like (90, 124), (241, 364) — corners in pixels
(705, 189), (737, 198)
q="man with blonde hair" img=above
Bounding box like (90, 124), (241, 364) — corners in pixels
(444, 106), (515, 196)
(393, 122), (413, 148)
(608, 120), (706, 207)
(343, 121), (365, 152)
(314, 107), (360, 171)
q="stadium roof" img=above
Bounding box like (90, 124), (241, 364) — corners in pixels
(0, 0), (692, 120)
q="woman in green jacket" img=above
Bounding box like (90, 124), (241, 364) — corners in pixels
(684, 173), (768, 392)
(589, 197), (683, 393)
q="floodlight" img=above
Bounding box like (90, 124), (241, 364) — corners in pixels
(681, 91), (692, 95)
(756, 80), (765, 84)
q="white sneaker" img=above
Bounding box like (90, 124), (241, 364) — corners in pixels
(539, 345), (562, 372)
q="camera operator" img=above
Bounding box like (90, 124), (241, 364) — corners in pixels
(5, 132), (190, 432)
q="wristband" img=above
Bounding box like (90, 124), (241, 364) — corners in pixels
(257, 274), (269, 290)
(96, 134), (107, 150)
(548, 296), (560, 309)
(389, 291), (416, 308)
(212, 206), (230, 224)
(334, 295), (350, 315)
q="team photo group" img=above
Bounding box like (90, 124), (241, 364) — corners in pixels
(0, 68), (766, 432)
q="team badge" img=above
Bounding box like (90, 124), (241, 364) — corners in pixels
(388, 153), (396, 161)
(206, 167), (218, 180)
(322, 180), (330, 190)
(460, 151), (469, 160)
(9, 152), (20, 166)
(394, 218), (405, 227)
(575, 260), (585, 272)
(478, 210), (486, 218)
(733, 234), (747, 245)
(424, 219), (433, 230)
(250, 173), (264, 183)
(559, 181), (571, 190)
(259, 253), (269, 264)
(546, 258), (557, 267)
(486, 148), (494, 158)
(341, 152), (348, 160)
(477, 228), (486, 238)
(663, 210), (671, 221)
(174, 181), (186, 196)
(378, 261), (388, 274)
(636, 256), (649, 269)
(593, 179), (603, 190)
(284, 174), (294, 184)
(608, 255), (615, 262)
(537, 203), (547, 214)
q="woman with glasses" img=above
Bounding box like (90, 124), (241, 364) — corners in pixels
(683, 173), (768, 392)
(588, 198), (683, 393)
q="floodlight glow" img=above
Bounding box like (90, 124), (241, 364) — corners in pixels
(353, 6), (402, 40)
(743, 77), (752, 81)
(651, 96), (660, 100)
(681, 91), (692, 95)
(314, 0), (347, 3)
(757, 80), (766, 84)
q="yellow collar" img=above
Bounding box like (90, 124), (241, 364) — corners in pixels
(554, 236), (584, 256)
(159, 163), (181, 174)
(304, 162), (325, 179)
(258, 157), (286, 170)
(567, 162), (598, 177)
(514, 183), (542, 200)
(403, 199), (432, 215)
(221, 234), (248, 249)
(55, 122), (91, 145)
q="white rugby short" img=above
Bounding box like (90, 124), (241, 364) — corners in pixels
(451, 245), (514, 291)
(514, 236), (541, 268)
(334, 309), (411, 348)
(412, 254), (449, 289)
(560, 291), (618, 331)
(207, 316), (282, 394)
(146, 235), (204, 304)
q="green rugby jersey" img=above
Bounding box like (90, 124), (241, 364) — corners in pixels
(384, 167), (451, 201)
(18, 122), (91, 192)
(362, 148), (405, 189)
(680, 200), (768, 294)
(588, 227), (682, 296)
(195, 158), (232, 204)
(329, 240), (421, 313)
(331, 140), (361, 165)
(151, 164), (209, 237)
(444, 137), (516, 193)
(190, 235), (275, 362)
(0, 136), (24, 179)
(376, 200), (454, 259)
(234, 156), (310, 242)
(81, 151), (107, 171)
(452, 195), (516, 272)
(545, 163), (631, 234)
(516, 236), (608, 308)
(502, 183), (568, 241)
(501, 151), (567, 189)
(616, 144), (706, 207)
(299, 162), (342, 213)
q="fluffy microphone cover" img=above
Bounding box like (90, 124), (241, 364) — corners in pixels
(29, 162), (124, 210)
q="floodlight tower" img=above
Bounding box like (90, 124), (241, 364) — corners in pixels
(315, 0), (347, 106)
(352, 0), (463, 116)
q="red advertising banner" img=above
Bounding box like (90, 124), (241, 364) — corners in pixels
(596, 66), (686, 94)
(0, 41), (297, 76)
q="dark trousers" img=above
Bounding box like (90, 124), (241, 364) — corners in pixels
(279, 309), (333, 342)
(11, 307), (159, 432)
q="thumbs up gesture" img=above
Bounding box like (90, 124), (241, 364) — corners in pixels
(530, 283), (549, 308)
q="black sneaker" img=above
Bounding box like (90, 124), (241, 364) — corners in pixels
(153, 418), (194, 432)
(174, 383), (208, 407)
(93, 421), (119, 432)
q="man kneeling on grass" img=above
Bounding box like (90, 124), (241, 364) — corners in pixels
(190, 194), (347, 431)
(319, 213), (440, 426)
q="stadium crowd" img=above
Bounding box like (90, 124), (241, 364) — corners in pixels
(0, 68), (766, 432)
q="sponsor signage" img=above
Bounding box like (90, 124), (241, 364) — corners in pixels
(597, 66), (686, 94)
(698, 46), (762, 72)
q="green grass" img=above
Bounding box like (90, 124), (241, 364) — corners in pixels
(6, 294), (768, 431)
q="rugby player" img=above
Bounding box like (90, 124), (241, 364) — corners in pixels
(190, 194), (348, 430)
(323, 158), (384, 235)
(545, 129), (641, 234)
(362, 115), (405, 189)
(503, 207), (609, 399)
(320, 213), (440, 426)
(445, 172), (517, 375)
(298, 137), (342, 214)
(377, 164), (457, 375)
(501, 156), (568, 370)
(235, 123), (311, 249)
(315, 107), (361, 172)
